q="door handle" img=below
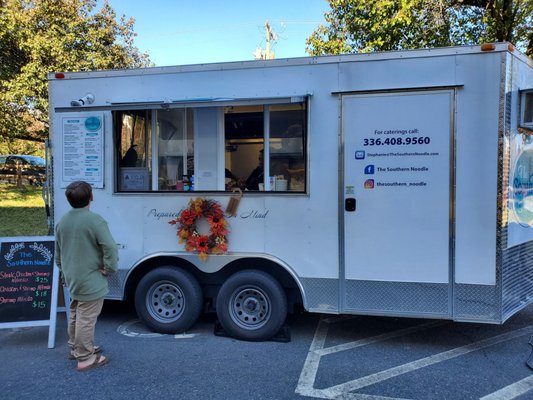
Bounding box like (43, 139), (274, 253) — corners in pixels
(345, 198), (356, 212)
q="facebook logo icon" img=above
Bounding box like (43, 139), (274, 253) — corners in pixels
(364, 165), (375, 174)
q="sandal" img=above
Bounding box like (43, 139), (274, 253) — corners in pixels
(68, 345), (103, 360)
(76, 354), (110, 372)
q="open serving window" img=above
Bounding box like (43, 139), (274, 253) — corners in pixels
(114, 98), (307, 193)
(521, 90), (533, 129)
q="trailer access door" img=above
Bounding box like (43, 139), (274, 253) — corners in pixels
(342, 90), (454, 318)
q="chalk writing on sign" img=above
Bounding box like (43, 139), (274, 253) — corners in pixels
(0, 241), (54, 323)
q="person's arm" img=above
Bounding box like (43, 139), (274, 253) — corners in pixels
(54, 226), (65, 285)
(54, 238), (61, 269)
(95, 219), (118, 275)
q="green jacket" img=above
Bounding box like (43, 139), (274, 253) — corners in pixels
(55, 208), (118, 301)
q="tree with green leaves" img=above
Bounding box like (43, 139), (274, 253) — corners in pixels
(0, 0), (151, 148)
(306, 0), (533, 57)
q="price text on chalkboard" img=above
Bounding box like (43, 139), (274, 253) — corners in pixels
(0, 241), (54, 323)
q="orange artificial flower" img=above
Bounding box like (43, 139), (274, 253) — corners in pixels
(179, 209), (197, 226)
(170, 198), (229, 261)
(196, 235), (210, 253)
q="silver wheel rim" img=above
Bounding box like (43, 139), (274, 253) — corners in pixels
(228, 285), (271, 330)
(146, 280), (185, 323)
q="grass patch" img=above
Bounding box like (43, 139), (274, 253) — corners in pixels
(0, 184), (49, 237)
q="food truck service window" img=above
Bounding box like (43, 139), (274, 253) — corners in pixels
(114, 100), (307, 193)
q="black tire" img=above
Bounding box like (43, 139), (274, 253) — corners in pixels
(135, 266), (203, 334)
(216, 270), (287, 341)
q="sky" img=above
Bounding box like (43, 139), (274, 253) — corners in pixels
(104, 0), (330, 67)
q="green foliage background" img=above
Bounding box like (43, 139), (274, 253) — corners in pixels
(0, 0), (152, 145)
(0, 1), (151, 238)
(306, 0), (533, 57)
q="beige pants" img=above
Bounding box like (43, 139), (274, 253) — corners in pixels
(68, 297), (104, 361)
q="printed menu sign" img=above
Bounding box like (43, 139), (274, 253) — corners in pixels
(61, 114), (104, 188)
(0, 240), (54, 323)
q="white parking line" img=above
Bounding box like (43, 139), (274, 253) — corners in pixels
(480, 375), (533, 400)
(317, 321), (446, 356)
(296, 318), (329, 395)
(117, 319), (196, 339)
(296, 316), (533, 399)
(117, 319), (166, 338)
(297, 317), (422, 399)
(324, 326), (532, 398)
(340, 394), (412, 400)
(174, 333), (196, 339)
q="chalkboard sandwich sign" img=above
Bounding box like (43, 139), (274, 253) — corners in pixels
(0, 236), (59, 348)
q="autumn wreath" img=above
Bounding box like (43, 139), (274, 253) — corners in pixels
(169, 198), (228, 261)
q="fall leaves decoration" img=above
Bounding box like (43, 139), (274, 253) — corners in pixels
(169, 198), (228, 261)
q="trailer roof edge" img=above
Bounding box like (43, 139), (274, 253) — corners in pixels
(48, 43), (525, 81)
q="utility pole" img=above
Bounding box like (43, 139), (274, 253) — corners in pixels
(253, 20), (277, 60)
(264, 20), (276, 60)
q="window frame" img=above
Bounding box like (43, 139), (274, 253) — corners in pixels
(113, 96), (309, 194)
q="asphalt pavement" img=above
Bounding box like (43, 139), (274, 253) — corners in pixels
(2, 301), (533, 400)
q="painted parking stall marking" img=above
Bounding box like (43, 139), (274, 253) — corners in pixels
(296, 316), (533, 399)
(480, 375), (533, 400)
(117, 318), (197, 339)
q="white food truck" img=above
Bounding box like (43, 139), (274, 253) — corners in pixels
(47, 43), (533, 341)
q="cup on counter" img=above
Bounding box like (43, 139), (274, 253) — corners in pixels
(275, 179), (288, 191)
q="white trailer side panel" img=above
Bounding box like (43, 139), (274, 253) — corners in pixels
(454, 53), (501, 285)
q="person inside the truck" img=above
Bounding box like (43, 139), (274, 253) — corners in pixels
(245, 149), (264, 190)
(120, 144), (138, 167)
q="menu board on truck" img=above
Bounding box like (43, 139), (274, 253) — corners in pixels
(61, 114), (104, 188)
